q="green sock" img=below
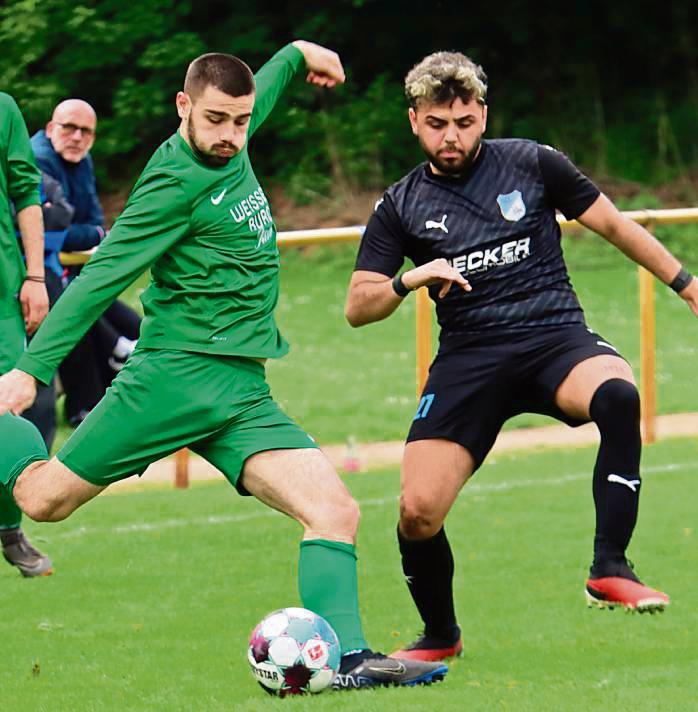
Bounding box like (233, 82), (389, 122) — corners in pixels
(0, 414), (48, 512)
(0, 489), (22, 529)
(299, 539), (369, 654)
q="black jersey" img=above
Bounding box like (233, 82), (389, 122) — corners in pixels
(355, 139), (600, 349)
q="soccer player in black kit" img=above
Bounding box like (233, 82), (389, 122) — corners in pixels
(345, 51), (698, 661)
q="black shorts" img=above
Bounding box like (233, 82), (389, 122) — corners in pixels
(407, 324), (626, 469)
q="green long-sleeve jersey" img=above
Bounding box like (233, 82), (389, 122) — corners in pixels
(18, 44), (304, 384)
(0, 93), (41, 317)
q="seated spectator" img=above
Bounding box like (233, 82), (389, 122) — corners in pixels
(30, 100), (141, 426)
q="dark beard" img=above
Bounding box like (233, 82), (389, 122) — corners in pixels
(422, 138), (481, 176)
(187, 120), (235, 167)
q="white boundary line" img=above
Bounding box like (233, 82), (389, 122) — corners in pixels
(47, 460), (696, 542)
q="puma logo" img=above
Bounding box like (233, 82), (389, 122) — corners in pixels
(425, 214), (448, 233)
(607, 474), (641, 492)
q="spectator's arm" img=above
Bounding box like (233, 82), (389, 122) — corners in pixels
(63, 155), (105, 250)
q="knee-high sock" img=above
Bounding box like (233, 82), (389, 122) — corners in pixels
(298, 539), (368, 654)
(0, 489), (22, 529)
(589, 379), (642, 573)
(398, 526), (458, 639)
(0, 414), (48, 513)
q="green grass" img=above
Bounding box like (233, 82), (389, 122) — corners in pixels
(1, 437), (697, 710)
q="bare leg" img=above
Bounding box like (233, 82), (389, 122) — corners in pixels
(241, 448), (359, 542)
(555, 354), (635, 418)
(240, 448), (367, 652)
(399, 438), (475, 540)
(396, 439), (475, 651)
(14, 458), (105, 522)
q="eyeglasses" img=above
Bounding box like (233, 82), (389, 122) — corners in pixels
(55, 122), (96, 138)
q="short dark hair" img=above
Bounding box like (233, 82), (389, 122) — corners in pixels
(184, 53), (255, 100)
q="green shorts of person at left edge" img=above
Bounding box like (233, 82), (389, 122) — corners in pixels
(56, 348), (318, 493)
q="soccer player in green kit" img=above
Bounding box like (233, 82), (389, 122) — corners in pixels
(0, 42), (447, 689)
(0, 92), (53, 577)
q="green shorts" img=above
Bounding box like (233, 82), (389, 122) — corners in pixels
(57, 348), (318, 493)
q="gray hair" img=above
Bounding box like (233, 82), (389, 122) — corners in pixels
(405, 52), (488, 108)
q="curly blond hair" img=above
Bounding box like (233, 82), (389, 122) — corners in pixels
(405, 52), (487, 108)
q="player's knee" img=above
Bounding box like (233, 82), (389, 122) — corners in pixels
(399, 496), (442, 540)
(332, 494), (360, 538)
(311, 490), (360, 539)
(19, 493), (67, 523)
(590, 379), (640, 428)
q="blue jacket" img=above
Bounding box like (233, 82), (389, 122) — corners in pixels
(40, 172), (74, 277)
(30, 130), (104, 251)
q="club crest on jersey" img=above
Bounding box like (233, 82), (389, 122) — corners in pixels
(496, 190), (526, 222)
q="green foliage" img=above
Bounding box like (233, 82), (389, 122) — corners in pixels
(1, 2), (695, 192)
(256, 73), (418, 202)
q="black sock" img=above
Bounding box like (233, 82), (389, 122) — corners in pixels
(589, 379), (642, 577)
(397, 525), (459, 641)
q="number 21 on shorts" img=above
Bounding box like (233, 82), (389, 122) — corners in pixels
(414, 393), (435, 420)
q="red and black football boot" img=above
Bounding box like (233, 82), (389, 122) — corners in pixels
(390, 628), (463, 662)
(586, 559), (669, 613)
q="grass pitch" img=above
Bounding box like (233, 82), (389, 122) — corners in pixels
(2, 437), (697, 711)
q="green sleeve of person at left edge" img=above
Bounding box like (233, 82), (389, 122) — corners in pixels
(3, 94), (41, 211)
(16, 173), (191, 385)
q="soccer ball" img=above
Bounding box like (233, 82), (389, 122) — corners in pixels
(248, 607), (340, 697)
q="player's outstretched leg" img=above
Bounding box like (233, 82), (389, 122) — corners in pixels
(390, 440), (472, 661)
(240, 448), (448, 689)
(0, 412), (104, 524)
(583, 379), (669, 612)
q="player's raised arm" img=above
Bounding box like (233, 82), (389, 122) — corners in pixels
(248, 41), (344, 138)
(291, 40), (345, 88)
(576, 193), (698, 316)
(0, 174), (191, 415)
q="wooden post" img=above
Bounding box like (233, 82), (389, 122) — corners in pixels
(638, 263), (657, 443)
(415, 287), (432, 399)
(174, 448), (190, 488)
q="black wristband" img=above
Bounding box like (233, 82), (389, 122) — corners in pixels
(669, 267), (693, 294)
(24, 275), (45, 283)
(392, 273), (412, 298)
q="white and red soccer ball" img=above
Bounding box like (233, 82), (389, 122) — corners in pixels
(248, 607), (341, 696)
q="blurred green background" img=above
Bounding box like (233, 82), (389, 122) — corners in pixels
(2, 0), (697, 199)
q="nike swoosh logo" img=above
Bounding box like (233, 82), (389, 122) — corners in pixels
(367, 662), (406, 675)
(211, 189), (227, 205)
(607, 474), (641, 492)
(596, 340), (619, 353)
